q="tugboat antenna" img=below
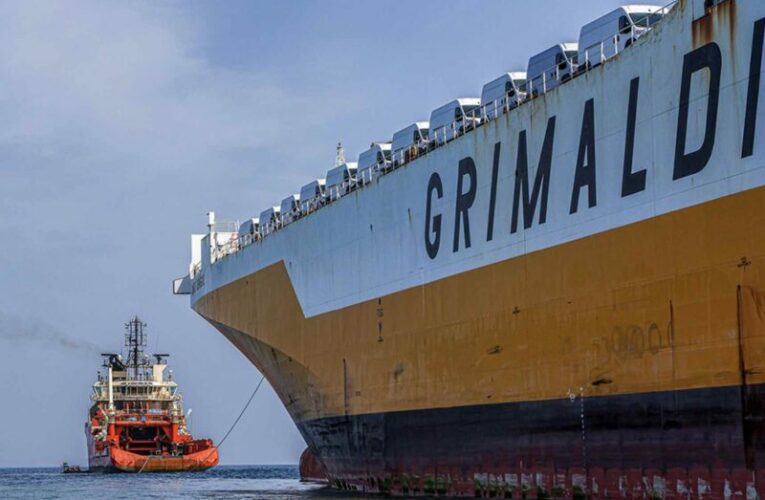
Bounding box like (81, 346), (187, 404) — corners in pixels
(124, 316), (147, 377)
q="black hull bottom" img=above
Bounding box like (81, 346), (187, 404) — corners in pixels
(297, 384), (765, 497)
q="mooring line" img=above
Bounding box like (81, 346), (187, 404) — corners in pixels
(136, 374), (266, 474)
(215, 375), (266, 450)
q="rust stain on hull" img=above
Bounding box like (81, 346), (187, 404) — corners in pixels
(693, 0), (737, 52)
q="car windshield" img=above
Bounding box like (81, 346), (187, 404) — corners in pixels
(630, 11), (664, 28)
(463, 105), (481, 118)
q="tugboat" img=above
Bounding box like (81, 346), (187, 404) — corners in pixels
(86, 317), (218, 472)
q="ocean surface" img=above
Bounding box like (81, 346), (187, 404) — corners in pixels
(0, 465), (372, 500)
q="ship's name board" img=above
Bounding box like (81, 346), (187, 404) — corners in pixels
(425, 18), (765, 260)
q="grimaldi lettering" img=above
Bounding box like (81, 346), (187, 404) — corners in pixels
(570, 98), (597, 214)
(743, 18), (765, 159)
(453, 157), (477, 252)
(511, 117), (556, 234)
(621, 77), (646, 197)
(486, 142), (501, 242)
(425, 172), (443, 260)
(673, 42), (722, 180)
(425, 25), (764, 259)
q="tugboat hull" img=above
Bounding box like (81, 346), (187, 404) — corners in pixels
(86, 427), (219, 473)
(107, 447), (219, 473)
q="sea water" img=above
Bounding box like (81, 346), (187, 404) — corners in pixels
(0, 465), (372, 499)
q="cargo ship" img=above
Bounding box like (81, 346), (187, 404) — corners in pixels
(86, 317), (218, 472)
(174, 0), (765, 496)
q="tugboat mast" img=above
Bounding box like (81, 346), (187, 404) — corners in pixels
(124, 316), (147, 378)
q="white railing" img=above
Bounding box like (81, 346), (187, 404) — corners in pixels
(198, 2), (676, 265)
(357, 167), (376, 185)
(281, 209), (301, 226)
(238, 232), (262, 249)
(211, 233), (240, 262)
(300, 197), (324, 215)
(326, 183), (346, 202)
(210, 221), (238, 233)
(392, 142), (429, 167)
(430, 113), (482, 147)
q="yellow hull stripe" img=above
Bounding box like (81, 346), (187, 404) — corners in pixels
(194, 186), (765, 422)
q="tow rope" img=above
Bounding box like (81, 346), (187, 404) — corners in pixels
(137, 374), (266, 474)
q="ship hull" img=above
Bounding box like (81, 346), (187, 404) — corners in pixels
(86, 422), (114, 472)
(296, 384), (765, 497)
(186, 0), (765, 496)
(106, 447), (218, 473)
(87, 436), (219, 473)
(195, 182), (765, 496)
(87, 449), (218, 473)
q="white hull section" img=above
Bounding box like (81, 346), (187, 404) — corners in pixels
(190, 0), (765, 319)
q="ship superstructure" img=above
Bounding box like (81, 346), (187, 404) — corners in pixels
(176, 0), (765, 497)
(86, 317), (218, 472)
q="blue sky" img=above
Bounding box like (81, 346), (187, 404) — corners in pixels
(0, 0), (636, 466)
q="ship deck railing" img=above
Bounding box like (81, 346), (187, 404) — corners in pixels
(95, 380), (177, 389)
(112, 411), (174, 420)
(111, 415), (177, 425)
(95, 406), (183, 418)
(93, 393), (179, 400)
(197, 0), (677, 270)
(578, 3), (676, 73)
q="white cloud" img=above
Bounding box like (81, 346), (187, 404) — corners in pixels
(0, 0), (363, 282)
(0, 1), (322, 173)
